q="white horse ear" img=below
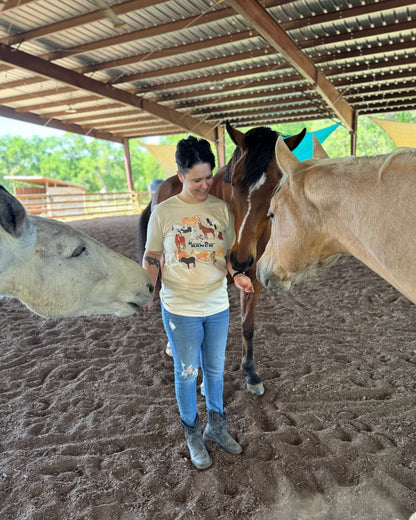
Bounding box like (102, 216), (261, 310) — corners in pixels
(312, 135), (329, 159)
(275, 135), (300, 178)
(0, 186), (27, 237)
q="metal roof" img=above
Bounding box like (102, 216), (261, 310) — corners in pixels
(0, 0), (415, 143)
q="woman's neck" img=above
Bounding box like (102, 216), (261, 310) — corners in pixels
(177, 192), (205, 204)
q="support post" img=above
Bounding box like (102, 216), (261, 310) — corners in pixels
(214, 125), (226, 169)
(123, 138), (134, 191)
(350, 131), (357, 156)
(350, 112), (358, 156)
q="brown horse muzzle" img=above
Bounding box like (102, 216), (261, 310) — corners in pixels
(230, 251), (254, 273)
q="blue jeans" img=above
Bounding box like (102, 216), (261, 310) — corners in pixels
(161, 304), (230, 427)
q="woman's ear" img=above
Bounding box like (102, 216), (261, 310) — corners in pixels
(177, 171), (184, 183)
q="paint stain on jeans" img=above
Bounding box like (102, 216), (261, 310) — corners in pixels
(181, 363), (198, 381)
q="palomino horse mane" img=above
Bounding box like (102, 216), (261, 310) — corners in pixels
(222, 147), (240, 184)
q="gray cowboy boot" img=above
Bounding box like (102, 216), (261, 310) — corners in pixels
(181, 415), (212, 470)
(203, 408), (242, 455)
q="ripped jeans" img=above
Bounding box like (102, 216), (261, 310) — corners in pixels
(161, 304), (229, 427)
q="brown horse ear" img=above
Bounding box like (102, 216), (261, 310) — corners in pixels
(283, 128), (306, 151)
(275, 136), (300, 178)
(225, 121), (246, 148)
(312, 135), (329, 159)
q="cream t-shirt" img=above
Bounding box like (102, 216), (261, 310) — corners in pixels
(146, 195), (235, 316)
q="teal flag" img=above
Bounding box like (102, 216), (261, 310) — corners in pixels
(291, 122), (341, 160)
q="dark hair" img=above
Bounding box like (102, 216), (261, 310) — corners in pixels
(175, 135), (215, 174)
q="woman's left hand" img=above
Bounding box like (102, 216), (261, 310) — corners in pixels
(233, 274), (254, 293)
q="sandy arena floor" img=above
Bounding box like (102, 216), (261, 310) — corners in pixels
(1, 215), (415, 520)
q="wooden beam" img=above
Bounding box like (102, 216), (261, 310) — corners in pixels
(0, 0), (165, 46)
(0, 105), (123, 143)
(78, 31), (254, 75)
(42, 8), (234, 62)
(134, 60), (288, 94)
(228, 0), (355, 131)
(110, 48), (271, 85)
(153, 73), (305, 102)
(0, 44), (217, 142)
(0, 0), (35, 11)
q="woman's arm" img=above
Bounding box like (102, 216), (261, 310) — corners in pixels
(142, 249), (163, 309)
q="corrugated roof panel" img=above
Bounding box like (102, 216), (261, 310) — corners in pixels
(0, 0), (87, 33)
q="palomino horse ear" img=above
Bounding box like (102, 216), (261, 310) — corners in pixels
(275, 136), (300, 178)
(283, 127), (306, 151)
(0, 185), (27, 237)
(312, 135), (329, 159)
(225, 120), (246, 148)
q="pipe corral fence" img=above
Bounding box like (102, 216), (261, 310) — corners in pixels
(15, 190), (153, 221)
(5, 176), (154, 221)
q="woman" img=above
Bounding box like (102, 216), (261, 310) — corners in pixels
(142, 135), (254, 470)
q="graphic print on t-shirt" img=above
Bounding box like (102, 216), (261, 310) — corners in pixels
(173, 215), (224, 270)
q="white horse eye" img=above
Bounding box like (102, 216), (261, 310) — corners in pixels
(70, 245), (86, 258)
(267, 211), (274, 220)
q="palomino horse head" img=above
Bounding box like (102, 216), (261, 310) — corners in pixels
(256, 136), (340, 291)
(225, 121), (306, 274)
(0, 186), (153, 317)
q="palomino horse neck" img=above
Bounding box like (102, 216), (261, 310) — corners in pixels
(257, 138), (416, 305)
(0, 186), (153, 318)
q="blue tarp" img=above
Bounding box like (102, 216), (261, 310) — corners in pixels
(291, 122), (341, 161)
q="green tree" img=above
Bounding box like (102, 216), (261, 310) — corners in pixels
(0, 111), (414, 193)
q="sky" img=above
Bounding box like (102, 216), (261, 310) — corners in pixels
(0, 116), (66, 138)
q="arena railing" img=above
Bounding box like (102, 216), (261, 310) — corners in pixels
(15, 191), (153, 221)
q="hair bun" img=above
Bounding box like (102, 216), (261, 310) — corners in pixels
(175, 135), (215, 173)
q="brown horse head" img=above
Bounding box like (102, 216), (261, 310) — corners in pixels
(225, 121), (306, 274)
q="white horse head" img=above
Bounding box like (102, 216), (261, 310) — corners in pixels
(0, 186), (153, 318)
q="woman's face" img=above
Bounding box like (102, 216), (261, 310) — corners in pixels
(178, 162), (213, 203)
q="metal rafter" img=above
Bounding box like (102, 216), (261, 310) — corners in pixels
(228, 0), (356, 131)
(0, 44), (218, 141)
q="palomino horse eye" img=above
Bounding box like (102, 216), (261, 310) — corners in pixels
(267, 211), (275, 220)
(70, 245), (86, 258)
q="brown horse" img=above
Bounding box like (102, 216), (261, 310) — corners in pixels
(257, 136), (416, 304)
(138, 122), (305, 395)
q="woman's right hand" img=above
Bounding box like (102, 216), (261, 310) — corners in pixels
(234, 273), (254, 293)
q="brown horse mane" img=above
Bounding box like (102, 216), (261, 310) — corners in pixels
(223, 148), (240, 184)
(240, 127), (280, 190)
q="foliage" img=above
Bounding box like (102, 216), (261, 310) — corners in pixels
(0, 134), (163, 193)
(0, 111), (414, 192)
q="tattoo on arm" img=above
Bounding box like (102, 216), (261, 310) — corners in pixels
(144, 255), (161, 268)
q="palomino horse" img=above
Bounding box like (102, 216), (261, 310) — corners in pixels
(257, 137), (416, 305)
(0, 186), (153, 318)
(138, 123), (305, 395)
